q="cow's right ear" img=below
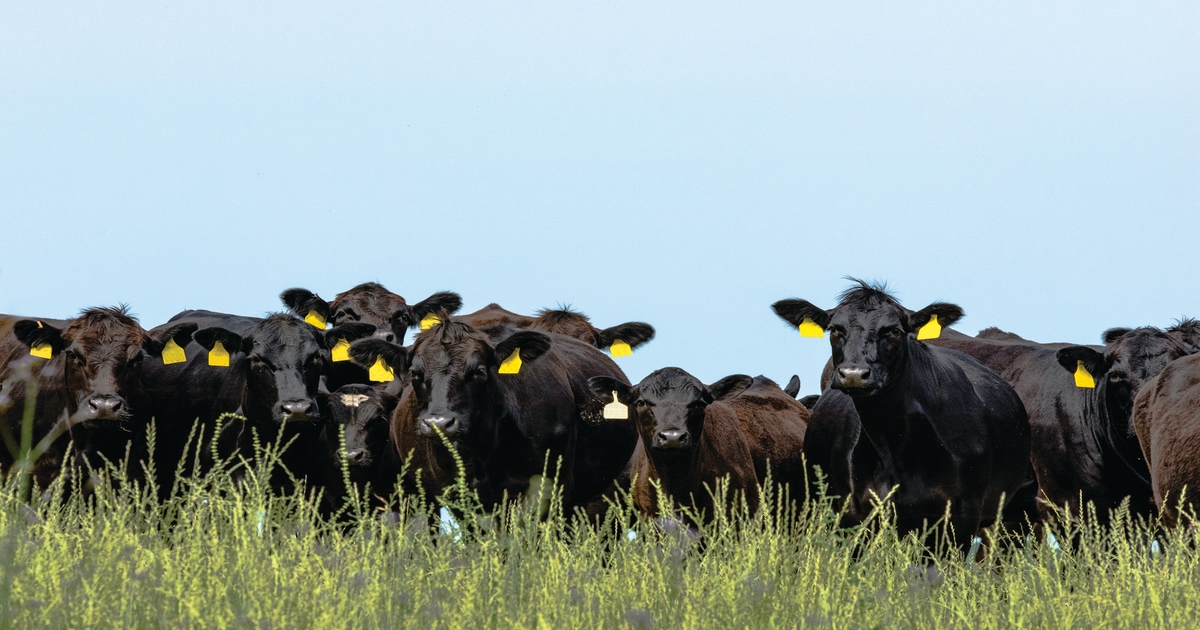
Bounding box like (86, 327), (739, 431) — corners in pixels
(410, 292), (464, 328)
(193, 328), (250, 358)
(348, 338), (410, 373)
(280, 288), (331, 329)
(771, 299), (832, 331)
(13, 320), (66, 358)
(1056, 346), (1112, 381)
(708, 374), (753, 401)
(597, 322), (656, 353)
(1102, 327), (1133, 344)
(587, 376), (633, 405)
(144, 322), (199, 358)
(783, 375), (801, 399)
(322, 323), (377, 350)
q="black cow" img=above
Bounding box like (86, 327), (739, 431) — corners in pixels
(773, 281), (1030, 548)
(348, 314), (637, 513)
(587, 370), (808, 520)
(0, 308), (195, 489)
(315, 384), (400, 514)
(141, 310), (375, 495)
(280, 285), (461, 391)
(1167, 318), (1200, 351)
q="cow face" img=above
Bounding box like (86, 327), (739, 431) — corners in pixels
(192, 315), (373, 425)
(348, 321), (551, 444)
(589, 370), (750, 452)
(282, 284), (455, 344)
(13, 308), (196, 427)
(1058, 327), (1194, 420)
(773, 281), (962, 397)
(324, 384), (396, 470)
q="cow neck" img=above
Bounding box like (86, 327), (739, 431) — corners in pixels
(849, 340), (933, 465)
(1091, 379), (1152, 491)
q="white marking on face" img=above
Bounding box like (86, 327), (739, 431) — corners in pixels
(340, 393), (371, 407)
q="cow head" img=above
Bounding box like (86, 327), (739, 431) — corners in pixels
(1057, 327), (1194, 421)
(13, 307), (197, 427)
(530, 307), (656, 353)
(1168, 318), (1200, 352)
(348, 317), (551, 446)
(589, 369), (750, 451)
(191, 315), (374, 424)
(281, 284), (463, 344)
(323, 384), (397, 471)
(772, 279), (963, 397)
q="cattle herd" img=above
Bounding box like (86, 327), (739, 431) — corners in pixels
(2, 279), (1200, 545)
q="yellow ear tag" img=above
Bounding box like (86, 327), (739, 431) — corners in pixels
(29, 343), (53, 359)
(917, 314), (942, 340)
(419, 314), (442, 331)
(608, 339), (633, 358)
(798, 317), (825, 338)
(602, 391), (628, 420)
(1074, 360), (1096, 389)
(331, 338), (350, 362)
(498, 348), (522, 375)
(161, 338), (187, 365)
(368, 356), (395, 382)
(208, 340), (230, 367)
(304, 310), (327, 329)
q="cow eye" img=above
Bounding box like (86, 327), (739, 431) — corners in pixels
(829, 328), (844, 339)
(884, 327), (902, 339)
(635, 399), (648, 407)
(473, 367), (488, 381)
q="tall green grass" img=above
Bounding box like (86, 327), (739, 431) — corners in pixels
(0, 425), (1197, 629)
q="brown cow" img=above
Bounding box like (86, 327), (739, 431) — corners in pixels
(447, 302), (656, 355)
(1132, 353), (1200, 525)
(588, 369), (808, 520)
(0, 308), (195, 488)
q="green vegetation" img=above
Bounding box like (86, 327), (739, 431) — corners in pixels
(0, 429), (1196, 629)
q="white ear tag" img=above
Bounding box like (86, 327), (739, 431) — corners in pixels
(603, 391), (628, 420)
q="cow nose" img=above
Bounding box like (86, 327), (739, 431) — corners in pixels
(421, 415), (459, 436)
(344, 449), (367, 465)
(655, 429), (690, 449)
(280, 399), (314, 420)
(837, 367), (872, 388)
(373, 329), (396, 343)
(87, 395), (124, 418)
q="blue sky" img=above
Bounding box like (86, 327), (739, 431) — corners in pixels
(1, 2), (1196, 393)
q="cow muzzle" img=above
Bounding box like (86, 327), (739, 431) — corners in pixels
(343, 448), (371, 467)
(833, 366), (876, 393)
(419, 415), (460, 438)
(653, 429), (690, 450)
(277, 399), (317, 423)
(81, 394), (126, 422)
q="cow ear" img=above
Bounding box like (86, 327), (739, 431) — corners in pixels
(1056, 346), (1112, 379)
(799, 394), (821, 410)
(13, 320), (66, 357)
(771, 299), (832, 330)
(783, 375), (801, 399)
(1102, 327), (1133, 344)
(347, 338), (410, 373)
(144, 322), (199, 356)
(192, 328), (247, 354)
(410, 291), (464, 328)
(322, 322), (377, 349)
(588, 376), (632, 404)
(1168, 318), (1200, 351)
(493, 331), (553, 367)
(909, 302), (964, 335)
(280, 288), (331, 324)
(597, 322), (655, 352)
(708, 374), (753, 401)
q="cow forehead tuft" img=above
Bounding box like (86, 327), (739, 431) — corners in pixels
(340, 393), (372, 407)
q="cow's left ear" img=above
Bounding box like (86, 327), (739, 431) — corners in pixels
(280, 288), (332, 329)
(143, 322), (199, 357)
(908, 303), (964, 337)
(493, 331), (552, 371)
(597, 322), (655, 354)
(410, 291), (464, 329)
(707, 374), (753, 402)
(13, 320), (66, 358)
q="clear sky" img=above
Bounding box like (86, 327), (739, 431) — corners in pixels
(1, 2), (1197, 393)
